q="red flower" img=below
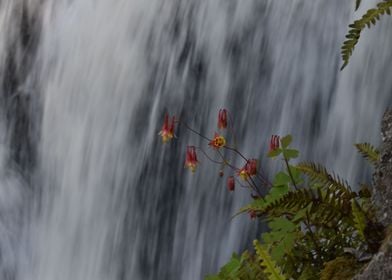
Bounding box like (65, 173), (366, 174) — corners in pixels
(237, 167), (249, 181)
(218, 109), (228, 129)
(227, 176), (235, 191)
(237, 159), (257, 181)
(185, 146), (198, 172)
(159, 113), (176, 143)
(269, 135), (280, 152)
(249, 210), (257, 220)
(245, 159), (258, 176)
(209, 133), (226, 149)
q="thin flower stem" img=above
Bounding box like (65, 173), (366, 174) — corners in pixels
(283, 156), (298, 190)
(248, 176), (265, 200)
(235, 177), (251, 189)
(254, 170), (273, 188)
(177, 120), (212, 142)
(216, 150), (239, 171)
(223, 146), (249, 162)
(256, 165), (273, 187)
(196, 147), (224, 164)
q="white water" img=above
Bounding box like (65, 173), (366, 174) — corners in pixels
(0, 0), (390, 279)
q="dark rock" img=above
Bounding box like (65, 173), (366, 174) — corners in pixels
(354, 109), (392, 280)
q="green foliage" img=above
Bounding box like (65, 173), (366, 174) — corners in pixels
(206, 136), (384, 280)
(341, 0), (392, 69)
(320, 256), (363, 280)
(262, 218), (297, 261)
(296, 162), (353, 200)
(352, 199), (367, 240)
(253, 241), (286, 280)
(355, 0), (362, 11)
(205, 252), (267, 280)
(268, 148), (282, 158)
(355, 142), (380, 165)
(280, 135), (292, 149)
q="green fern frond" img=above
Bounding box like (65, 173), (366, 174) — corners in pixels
(341, 0), (392, 70)
(351, 199), (367, 240)
(264, 189), (316, 216)
(253, 241), (286, 280)
(237, 189), (315, 218)
(355, 143), (380, 164)
(296, 162), (354, 199)
(205, 251), (267, 280)
(238, 251), (267, 280)
(241, 188), (353, 226)
(355, 0), (362, 11)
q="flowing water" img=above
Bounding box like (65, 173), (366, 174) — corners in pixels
(0, 0), (391, 279)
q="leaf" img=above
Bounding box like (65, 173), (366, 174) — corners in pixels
(205, 251), (268, 279)
(283, 149), (299, 159)
(253, 241), (287, 280)
(219, 253), (241, 277)
(237, 184), (289, 216)
(262, 217), (297, 260)
(355, 143), (379, 165)
(204, 276), (220, 280)
(341, 1), (392, 69)
(355, 0), (362, 11)
(288, 165), (303, 185)
(268, 148), (282, 158)
(280, 135), (292, 149)
(352, 199), (367, 240)
(296, 162), (354, 200)
(273, 172), (291, 186)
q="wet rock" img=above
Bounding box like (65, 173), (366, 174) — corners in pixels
(354, 109), (392, 280)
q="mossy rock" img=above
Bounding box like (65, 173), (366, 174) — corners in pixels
(320, 256), (364, 280)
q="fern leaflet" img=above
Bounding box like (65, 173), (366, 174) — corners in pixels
(355, 0), (362, 11)
(253, 241), (286, 280)
(341, 0), (392, 69)
(355, 143), (379, 164)
(296, 162), (353, 199)
(351, 199), (367, 240)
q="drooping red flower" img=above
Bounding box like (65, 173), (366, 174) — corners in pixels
(159, 113), (176, 143)
(245, 159), (258, 176)
(269, 135), (280, 152)
(218, 109), (228, 130)
(249, 210), (257, 220)
(185, 146), (198, 172)
(237, 159), (257, 181)
(209, 133), (226, 149)
(227, 176), (235, 191)
(237, 167), (249, 181)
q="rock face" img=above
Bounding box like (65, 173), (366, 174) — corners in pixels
(354, 110), (392, 280)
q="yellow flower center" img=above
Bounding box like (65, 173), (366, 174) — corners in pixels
(213, 136), (226, 148)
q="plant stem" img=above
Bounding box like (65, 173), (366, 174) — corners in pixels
(304, 211), (323, 266)
(283, 156), (298, 190)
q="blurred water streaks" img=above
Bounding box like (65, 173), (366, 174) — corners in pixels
(0, 0), (390, 279)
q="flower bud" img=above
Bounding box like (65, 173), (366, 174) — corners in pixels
(227, 176), (235, 191)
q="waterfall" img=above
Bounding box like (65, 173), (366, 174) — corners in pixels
(0, 0), (390, 279)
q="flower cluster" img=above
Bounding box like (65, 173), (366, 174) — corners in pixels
(158, 109), (278, 218)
